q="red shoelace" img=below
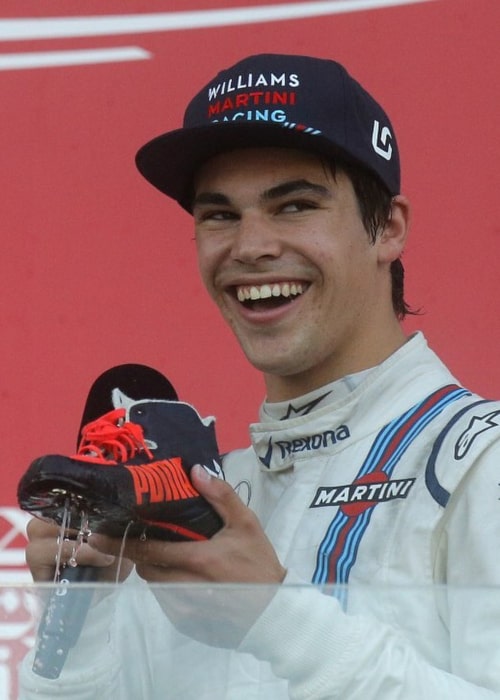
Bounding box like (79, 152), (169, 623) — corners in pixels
(74, 408), (153, 463)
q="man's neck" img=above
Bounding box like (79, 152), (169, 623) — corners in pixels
(264, 326), (408, 403)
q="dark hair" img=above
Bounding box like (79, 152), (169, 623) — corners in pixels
(333, 158), (416, 319)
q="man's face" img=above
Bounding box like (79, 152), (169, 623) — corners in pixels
(192, 147), (405, 400)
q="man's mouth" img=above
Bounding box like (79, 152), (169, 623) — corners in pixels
(234, 281), (307, 311)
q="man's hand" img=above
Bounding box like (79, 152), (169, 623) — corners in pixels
(25, 517), (133, 583)
(91, 465), (287, 646)
(91, 465), (286, 584)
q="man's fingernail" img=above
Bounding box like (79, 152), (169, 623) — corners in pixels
(193, 464), (211, 482)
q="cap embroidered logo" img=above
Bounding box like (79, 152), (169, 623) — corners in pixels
(372, 120), (393, 161)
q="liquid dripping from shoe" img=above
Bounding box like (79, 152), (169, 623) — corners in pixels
(55, 506), (137, 583)
(115, 521), (134, 583)
(54, 498), (71, 582)
(68, 511), (92, 567)
(54, 502), (92, 580)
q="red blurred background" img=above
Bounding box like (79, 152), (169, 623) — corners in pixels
(0, 0), (499, 538)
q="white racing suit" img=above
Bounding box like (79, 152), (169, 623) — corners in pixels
(19, 333), (500, 698)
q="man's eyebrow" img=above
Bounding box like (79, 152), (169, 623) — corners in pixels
(192, 179), (331, 210)
(192, 192), (231, 209)
(261, 179), (331, 201)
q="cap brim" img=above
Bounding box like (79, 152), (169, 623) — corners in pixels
(135, 122), (352, 212)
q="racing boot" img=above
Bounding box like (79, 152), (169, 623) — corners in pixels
(17, 393), (224, 542)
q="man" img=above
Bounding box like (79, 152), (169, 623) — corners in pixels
(20, 54), (500, 698)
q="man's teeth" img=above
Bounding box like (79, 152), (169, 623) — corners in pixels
(236, 282), (305, 303)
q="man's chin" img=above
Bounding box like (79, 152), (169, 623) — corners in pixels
(244, 353), (309, 381)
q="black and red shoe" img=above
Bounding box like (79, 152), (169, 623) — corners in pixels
(17, 393), (224, 542)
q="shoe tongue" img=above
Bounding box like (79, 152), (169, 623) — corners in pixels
(128, 399), (221, 470)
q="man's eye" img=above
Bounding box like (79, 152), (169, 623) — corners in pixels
(279, 200), (317, 213)
(197, 210), (237, 223)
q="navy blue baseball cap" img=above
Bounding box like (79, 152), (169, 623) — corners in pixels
(136, 53), (400, 211)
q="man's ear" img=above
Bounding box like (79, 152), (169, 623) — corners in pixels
(377, 195), (411, 264)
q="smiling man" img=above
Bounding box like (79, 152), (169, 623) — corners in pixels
(191, 146), (408, 398)
(21, 54), (500, 699)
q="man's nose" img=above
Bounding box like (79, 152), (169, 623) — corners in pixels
(230, 214), (282, 263)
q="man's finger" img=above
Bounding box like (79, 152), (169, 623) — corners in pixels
(89, 532), (202, 568)
(190, 464), (249, 528)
